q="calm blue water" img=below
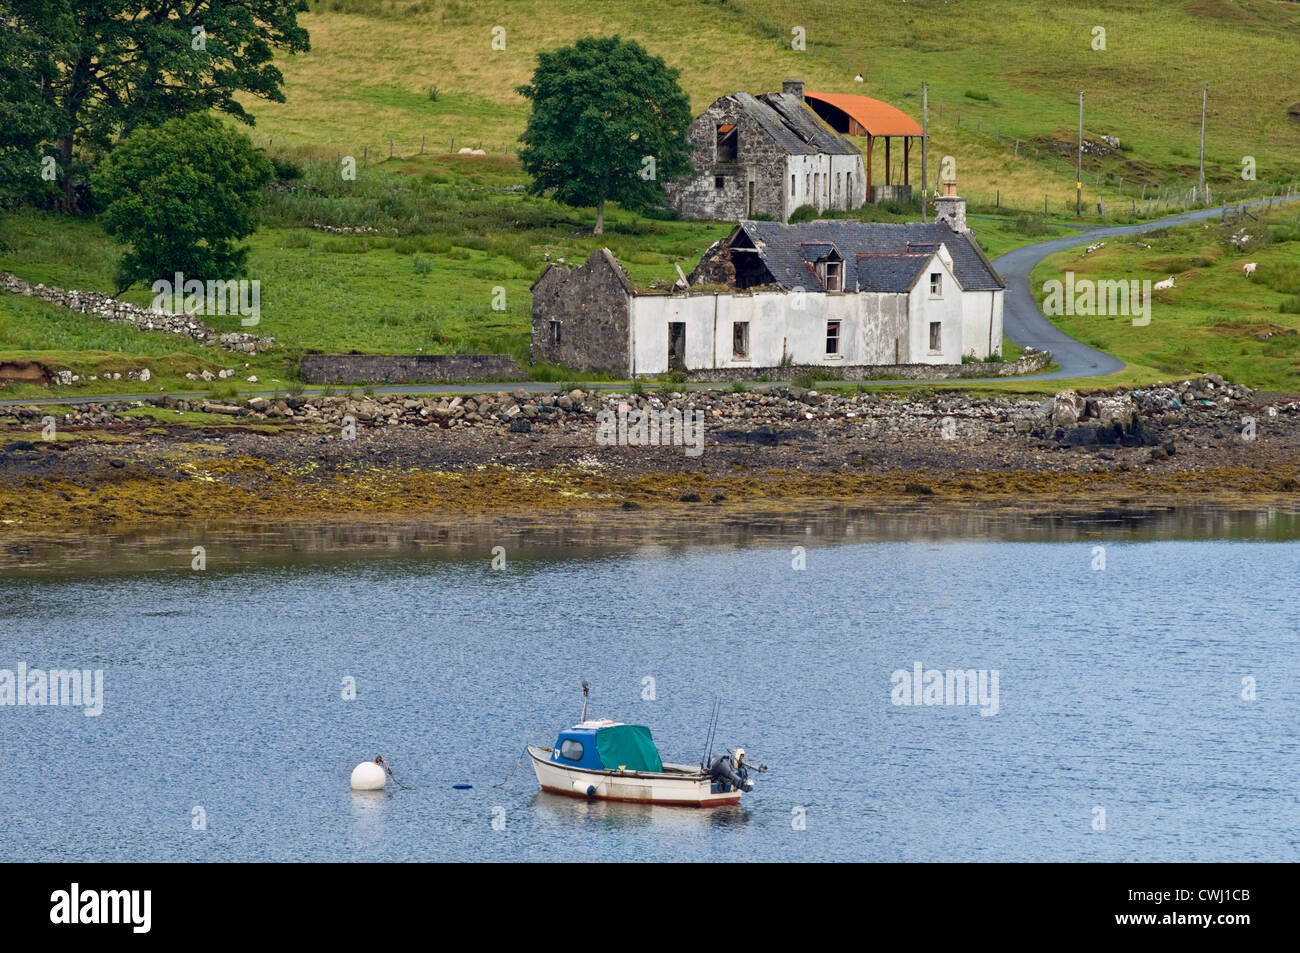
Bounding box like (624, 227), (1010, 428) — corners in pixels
(2, 519), (1298, 861)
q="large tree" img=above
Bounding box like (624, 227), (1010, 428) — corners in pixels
(0, 0), (308, 212)
(0, 22), (59, 235)
(516, 35), (692, 235)
(95, 112), (272, 290)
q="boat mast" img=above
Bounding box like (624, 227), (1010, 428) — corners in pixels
(580, 680), (589, 723)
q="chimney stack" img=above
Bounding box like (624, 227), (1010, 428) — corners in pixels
(782, 78), (805, 101)
(934, 176), (967, 233)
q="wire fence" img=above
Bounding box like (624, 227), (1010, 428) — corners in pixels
(252, 81), (1300, 222)
(257, 134), (517, 164)
(847, 70), (1300, 219)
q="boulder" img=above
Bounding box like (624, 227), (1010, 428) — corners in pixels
(1051, 392), (1085, 428)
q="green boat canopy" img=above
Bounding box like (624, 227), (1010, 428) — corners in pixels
(595, 724), (664, 773)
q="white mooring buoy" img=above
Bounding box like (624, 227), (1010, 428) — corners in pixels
(351, 760), (386, 790)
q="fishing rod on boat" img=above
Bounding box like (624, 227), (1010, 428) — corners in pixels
(700, 697), (721, 769)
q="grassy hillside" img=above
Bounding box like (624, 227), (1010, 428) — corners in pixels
(5, 0), (1300, 397)
(1032, 204), (1300, 391)
(253, 0), (1300, 210)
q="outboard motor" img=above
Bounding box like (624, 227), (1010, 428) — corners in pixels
(706, 748), (755, 793)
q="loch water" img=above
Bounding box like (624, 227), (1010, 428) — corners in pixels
(2, 505), (1297, 861)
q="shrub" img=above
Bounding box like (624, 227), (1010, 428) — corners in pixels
(95, 113), (273, 292)
(1014, 212), (1051, 236)
(268, 153), (304, 181)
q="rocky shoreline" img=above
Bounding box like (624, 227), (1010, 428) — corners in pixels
(2, 374), (1298, 533)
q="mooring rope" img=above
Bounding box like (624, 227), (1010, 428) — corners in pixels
(492, 747), (527, 788)
(375, 755), (410, 790)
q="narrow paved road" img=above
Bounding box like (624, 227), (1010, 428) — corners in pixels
(3, 196), (1296, 408)
(992, 195), (1298, 380)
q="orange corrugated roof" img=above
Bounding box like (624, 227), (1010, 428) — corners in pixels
(804, 91), (923, 137)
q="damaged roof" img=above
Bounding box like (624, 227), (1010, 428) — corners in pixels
(730, 220), (1005, 293)
(730, 91), (860, 157)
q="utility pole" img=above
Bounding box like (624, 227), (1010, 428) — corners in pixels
(1198, 83), (1207, 203)
(1076, 91), (1083, 217)
(921, 81), (928, 222)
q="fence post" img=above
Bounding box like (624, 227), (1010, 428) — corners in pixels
(420, 135), (425, 154)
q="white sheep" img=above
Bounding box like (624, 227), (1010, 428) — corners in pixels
(1243, 262), (1257, 277)
(1153, 275), (1175, 291)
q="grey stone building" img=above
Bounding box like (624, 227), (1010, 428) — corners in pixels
(664, 79), (867, 223)
(530, 249), (634, 374)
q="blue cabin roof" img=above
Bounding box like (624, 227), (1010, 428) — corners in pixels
(551, 721), (664, 773)
(551, 724), (606, 770)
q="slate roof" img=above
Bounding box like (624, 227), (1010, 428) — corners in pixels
(732, 220), (1005, 293)
(729, 92), (859, 157)
(854, 254), (932, 293)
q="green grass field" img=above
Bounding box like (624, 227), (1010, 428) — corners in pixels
(4, 0), (1300, 397)
(249, 0), (1300, 210)
(1031, 205), (1300, 391)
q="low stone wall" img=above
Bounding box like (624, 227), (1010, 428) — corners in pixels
(0, 271), (275, 354)
(683, 346), (1051, 382)
(299, 353), (526, 384)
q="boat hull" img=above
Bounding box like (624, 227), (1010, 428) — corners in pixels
(527, 745), (741, 808)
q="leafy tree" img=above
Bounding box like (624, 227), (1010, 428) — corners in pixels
(516, 35), (692, 235)
(94, 113), (273, 290)
(0, 0), (308, 212)
(0, 24), (59, 246)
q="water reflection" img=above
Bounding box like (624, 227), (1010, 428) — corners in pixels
(4, 501), (1300, 576)
(347, 790), (391, 848)
(531, 791), (751, 832)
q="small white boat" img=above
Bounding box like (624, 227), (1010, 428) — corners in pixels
(528, 685), (757, 808)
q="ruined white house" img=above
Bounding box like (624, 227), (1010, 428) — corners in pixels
(531, 197), (1006, 377)
(664, 80), (867, 223)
